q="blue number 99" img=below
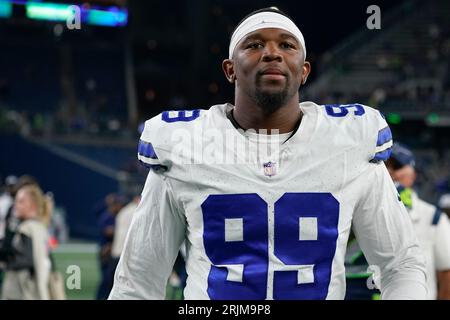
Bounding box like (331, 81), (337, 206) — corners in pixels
(202, 193), (339, 300)
(202, 194), (268, 299)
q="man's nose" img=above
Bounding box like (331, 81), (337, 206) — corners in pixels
(262, 42), (282, 62)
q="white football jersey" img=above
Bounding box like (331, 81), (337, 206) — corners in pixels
(109, 102), (427, 300)
(409, 191), (450, 299)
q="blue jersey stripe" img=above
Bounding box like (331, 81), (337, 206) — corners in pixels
(138, 140), (158, 159)
(138, 160), (167, 171)
(432, 208), (442, 225)
(377, 126), (392, 147)
(371, 147), (392, 162)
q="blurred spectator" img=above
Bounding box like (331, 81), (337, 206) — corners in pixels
(0, 184), (52, 299)
(45, 192), (69, 248)
(1, 175), (39, 249)
(106, 195), (140, 295)
(386, 144), (450, 300)
(110, 195), (139, 261)
(0, 175), (18, 290)
(345, 144), (450, 300)
(0, 175), (18, 240)
(95, 193), (124, 300)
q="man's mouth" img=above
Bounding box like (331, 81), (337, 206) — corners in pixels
(259, 68), (286, 81)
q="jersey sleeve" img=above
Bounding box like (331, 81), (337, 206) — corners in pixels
(368, 109), (393, 163)
(434, 212), (450, 271)
(137, 116), (169, 171)
(137, 109), (203, 171)
(108, 169), (186, 300)
(320, 104), (393, 164)
(351, 162), (427, 299)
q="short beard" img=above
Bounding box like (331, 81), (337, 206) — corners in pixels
(253, 75), (294, 115)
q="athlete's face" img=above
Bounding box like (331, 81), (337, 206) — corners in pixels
(223, 28), (311, 113)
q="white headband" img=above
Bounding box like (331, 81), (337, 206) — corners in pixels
(229, 11), (306, 60)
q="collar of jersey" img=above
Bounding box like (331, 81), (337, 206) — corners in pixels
(224, 102), (317, 148)
(243, 129), (293, 144)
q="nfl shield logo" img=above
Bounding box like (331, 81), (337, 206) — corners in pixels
(263, 161), (277, 177)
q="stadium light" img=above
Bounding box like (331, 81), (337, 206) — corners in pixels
(26, 3), (73, 22)
(0, 1), (13, 18)
(86, 7), (127, 26)
(387, 113), (402, 125)
(24, 1), (127, 27)
(426, 113), (440, 125)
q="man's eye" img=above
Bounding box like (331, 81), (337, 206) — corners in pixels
(281, 42), (296, 49)
(246, 43), (263, 49)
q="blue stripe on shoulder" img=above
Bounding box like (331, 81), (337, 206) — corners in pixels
(370, 147), (392, 163)
(138, 160), (167, 171)
(377, 126), (392, 147)
(432, 208), (442, 225)
(138, 140), (158, 159)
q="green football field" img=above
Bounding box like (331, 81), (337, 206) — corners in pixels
(52, 242), (100, 300)
(52, 242), (183, 300)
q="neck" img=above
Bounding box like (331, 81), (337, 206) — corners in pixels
(232, 92), (302, 134)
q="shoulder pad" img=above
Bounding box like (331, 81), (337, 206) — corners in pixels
(321, 104), (393, 163)
(137, 109), (203, 171)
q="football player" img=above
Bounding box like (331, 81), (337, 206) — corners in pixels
(109, 7), (426, 300)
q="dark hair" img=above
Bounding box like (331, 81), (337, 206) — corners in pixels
(386, 157), (406, 171)
(230, 7), (294, 39)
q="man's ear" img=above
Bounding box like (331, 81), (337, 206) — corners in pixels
(222, 59), (236, 84)
(301, 61), (311, 85)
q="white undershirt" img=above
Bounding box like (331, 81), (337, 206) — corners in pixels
(243, 130), (293, 145)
